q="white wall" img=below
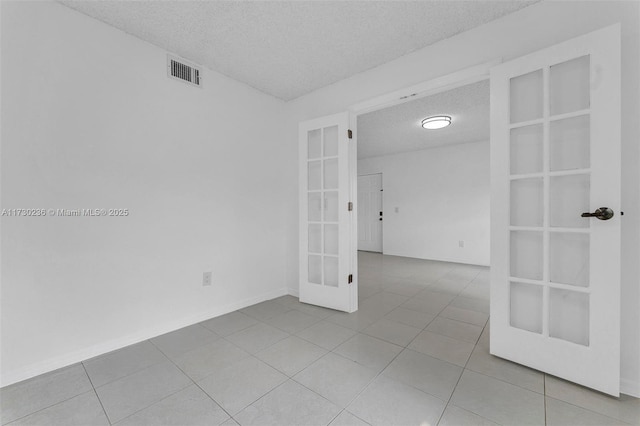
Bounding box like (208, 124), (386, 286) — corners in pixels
(0, 1), (288, 386)
(358, 141), (489, 265)
(282, 1), (640, 395)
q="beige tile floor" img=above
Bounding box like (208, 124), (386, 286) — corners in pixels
(1, 252), (639, 425)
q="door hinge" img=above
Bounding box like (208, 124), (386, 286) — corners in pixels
(348, 274), (353, 284)
(348, 201), (353, 211)
(347, 129), (353, 139)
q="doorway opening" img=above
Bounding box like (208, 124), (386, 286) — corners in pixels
(355, 80), (490, 268)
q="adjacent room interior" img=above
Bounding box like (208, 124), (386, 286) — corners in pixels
(1, 1), (640, 425)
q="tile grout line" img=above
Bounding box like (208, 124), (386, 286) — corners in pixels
(544, 373), (548, 425)
(2, 388), (96, 426)
(145, 338), (238, 425)
(81, 362), (112, 425)
(434, 317), (494, 426)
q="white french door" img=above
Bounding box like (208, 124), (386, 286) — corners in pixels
(358, 173), (383, 252)
(299, 112), (355, 313)
(490, 25), (621, 395)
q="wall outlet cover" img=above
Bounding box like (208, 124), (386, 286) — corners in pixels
(203, 272), (212, 286)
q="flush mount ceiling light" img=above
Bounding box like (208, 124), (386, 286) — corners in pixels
(421, 115), (452, 130)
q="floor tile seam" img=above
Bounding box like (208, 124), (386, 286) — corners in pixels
(228, 325), (292, 355)
(290, 355), (381, 412)
(240, 377), (339, 421)
(263, 314), (323, 335)
(146, 338), (236, 424)
(86, 343), (173, 390)
(340, 337), (447, 418)
(461, 364), (547, 397)
(197, 371), (288, 420)
(435, 319), (495, 425)
(107, 380), (194, 425)
(465, 320), (551, 398)
(240, 303), (296, 320)
(438, 403), (506, 426)
(200, 320), (257, 337)
(438, 310), (489, 327)
(1, 388), (98, 426)
(81, 362), (112, 425)
(544, 373), (548, 426)
(172, 337), (257, 383)
(542, 393), (635, 425)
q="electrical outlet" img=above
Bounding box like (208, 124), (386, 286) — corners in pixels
(459, 240), (465, 248)
(203, 271), (212, 286)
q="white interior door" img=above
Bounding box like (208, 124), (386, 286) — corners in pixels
(358, 173), (383, 252)
(490, 24), (621, 396)
(299, 112), (355, 312)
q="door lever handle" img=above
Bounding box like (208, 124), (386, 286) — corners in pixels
(581, 207), (614, 220)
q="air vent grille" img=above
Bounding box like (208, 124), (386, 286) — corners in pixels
(167, 55), (201, 87)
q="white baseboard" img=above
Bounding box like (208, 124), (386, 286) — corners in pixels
(0, 287), (288, 388)
(621, 377), (640, 398)
(288, 287), (299, 297)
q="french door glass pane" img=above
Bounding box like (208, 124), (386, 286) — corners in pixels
(308, 161), (321, 190)
(308, 224), (322, 254)
(309, 255), (322, 285)
(324, 158), (339, 189)
(550, 55), (590, 116)
(324, 126), (339, 157)
(510, 69), (543, 123)
(308, 129), (322, 159)
(511, 124), (543, 174)
(324, 191), (339, 222)
(324, 256), (339, 287)
(511, 178), (543, 226)
(550, 115), (590, 171)
(510, 231), (543, 280)
(510, 282), (543, 334)
(549, 232), (589, 287)
(549, 289), (590, 346)
(308, 193), (322, 222)
(324, 224), (338, 255)
(549, 174), (590, 228)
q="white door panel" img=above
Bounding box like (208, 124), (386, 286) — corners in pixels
(358, 174), (383, 252)
(490, 24), (621, 395)
(299, 112), (355, 312)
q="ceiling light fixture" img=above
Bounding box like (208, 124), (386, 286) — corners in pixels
(421, 115), (452, 130)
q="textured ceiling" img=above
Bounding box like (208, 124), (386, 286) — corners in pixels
(58, 1), (536, 101)
(357, 80), (489, 159)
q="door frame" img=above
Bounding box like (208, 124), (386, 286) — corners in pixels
(347, 59), (500, 296)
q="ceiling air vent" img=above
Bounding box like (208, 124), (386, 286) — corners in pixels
(167, 55), (201, 87)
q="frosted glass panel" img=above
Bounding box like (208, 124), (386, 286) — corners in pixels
(308, 161), (321, 191)
(324, 158), (338, 189)
(511, 178), (543, 226)
(324, 126), (338, 157)
(324, 256), (339, 287)
(510, 282), (543, 334)
(308, 224), (322, 254)
(308, 129), (321, 159)
(510, 70), (543, 123)
(550, 115), (590, 171)
(324, 224), (338, 255)
(510, 231), (543, 280)
(550, 55), (590, 116)
(309, 255), (322, 285)
(511, 124), (543, 174)
(550, 174), (590, 228)
(308, 193), (322, 221)
(549, 289), (589, 346)
(324, 191), (338, 222)
(550, 233), (589, 287)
